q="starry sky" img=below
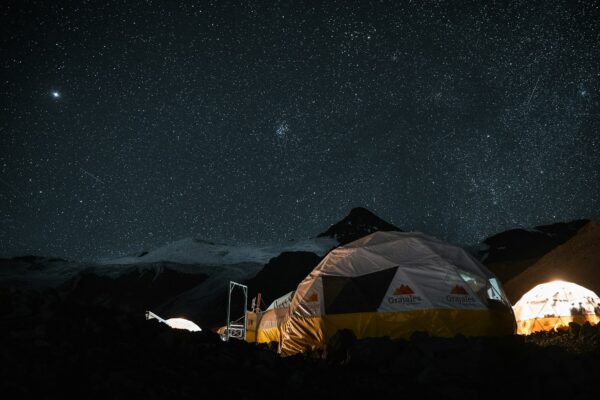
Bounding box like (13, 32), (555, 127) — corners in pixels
(1, 0), (599, 261)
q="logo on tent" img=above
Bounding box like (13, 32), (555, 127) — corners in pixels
(446, 285), (477, 305)
(307, 293), (319, 302)
(388, 284), (422, 305)
(393, 284), (414, 295)
(450, 285), (468, 295)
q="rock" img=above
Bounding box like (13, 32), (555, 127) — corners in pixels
(349, 336), (398, 368)
(569, 322), (581, 336)
(409, 330), (430, 342)
(326, 329), (357, 364)
(2, 283), (600, 398)
(287, 370), (305, 388)
(579, 321), (595, 340)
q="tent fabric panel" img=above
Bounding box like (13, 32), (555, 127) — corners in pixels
(280, 308), (515, 356)
(322, 266), (399, 314)
(291, 276), (325, 317)
(256, 327), (280, 344)
(280, 315), (325, 356)
(377, 262), (487, 312)
(335, 231), (491, 278)
(515, 293), (600, 320)
(266, 291), (294, 310)
(313, 246), (398, 277)
(517, 315), (600, 335)
(412, 237), (492, 278)
(246, 330), (257, 343)
(255, 307), (288, 344)
(244, 311), (259, 343)
(513, 281), (600, 334)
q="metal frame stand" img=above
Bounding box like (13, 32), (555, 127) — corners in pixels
(226, 281), (248, 342)
(145, 310), (166, 324)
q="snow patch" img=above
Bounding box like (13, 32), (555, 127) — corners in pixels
(100, 237), (338, 266)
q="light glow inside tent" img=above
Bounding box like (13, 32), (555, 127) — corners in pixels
(145, 311), (202, 332)
(165, 318), (202, 332)
(513, 280), (600, 335)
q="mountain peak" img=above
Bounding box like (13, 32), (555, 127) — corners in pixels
(317, 207), (402, 245)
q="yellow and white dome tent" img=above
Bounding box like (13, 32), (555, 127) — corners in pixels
(279, 231), (516, 355)
(513, 280), (600, 335)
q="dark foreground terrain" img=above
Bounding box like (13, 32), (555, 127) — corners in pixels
(2, 287), (600, 399)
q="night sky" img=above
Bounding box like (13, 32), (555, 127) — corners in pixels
(1, 0), (599, 261)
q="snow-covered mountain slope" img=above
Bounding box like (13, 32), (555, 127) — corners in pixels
(100, 237), (338, 265)
(0, 237), (338, 295)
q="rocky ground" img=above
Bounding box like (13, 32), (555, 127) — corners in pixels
(2, 287), (600, 399)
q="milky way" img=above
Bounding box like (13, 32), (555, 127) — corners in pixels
(1, 1), (599, 260)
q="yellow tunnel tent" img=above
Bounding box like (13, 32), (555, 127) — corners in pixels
(513, 280), (600, 335)
(279, 231), (516, 355)
(252, 291), (294, 344)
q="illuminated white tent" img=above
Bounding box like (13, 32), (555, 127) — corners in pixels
(513, 281), (600, 335)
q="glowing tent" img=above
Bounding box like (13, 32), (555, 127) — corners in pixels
(164, 317), (202, 332)
(513, 281), (600, 335)
(279, 231), (515, 355)
(145, 311), (202, 332)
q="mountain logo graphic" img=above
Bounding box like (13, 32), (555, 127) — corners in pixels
(450, 285), (468, 295)
(388, 284), (422, 304)
(307, 293), (319, 302)
(393, 285), (414, 295)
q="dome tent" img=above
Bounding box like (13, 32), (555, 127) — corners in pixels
(513, 281), (600, 335)
(279, 231), (515, 355)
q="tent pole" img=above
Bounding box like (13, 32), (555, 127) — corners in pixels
(226, 281), (232, 342)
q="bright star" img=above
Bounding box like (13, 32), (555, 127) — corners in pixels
(276, 121), (289, 138)
(52, 91), (60, 98)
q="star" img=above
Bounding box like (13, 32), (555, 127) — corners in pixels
(275, 121), (289, 138)
(1, 1), (598, 261)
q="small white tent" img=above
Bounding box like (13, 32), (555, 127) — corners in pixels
(145, 311), (202, 332)
(513, 280), (600, 334)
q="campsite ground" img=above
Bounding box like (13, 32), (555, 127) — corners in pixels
(2, 287), (600, 399)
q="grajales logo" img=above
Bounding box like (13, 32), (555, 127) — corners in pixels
(388, 284), (422, 304)
(450, 285), (468, 295)
(394, 284), (414, 295)
(446, 285), (477, 304)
